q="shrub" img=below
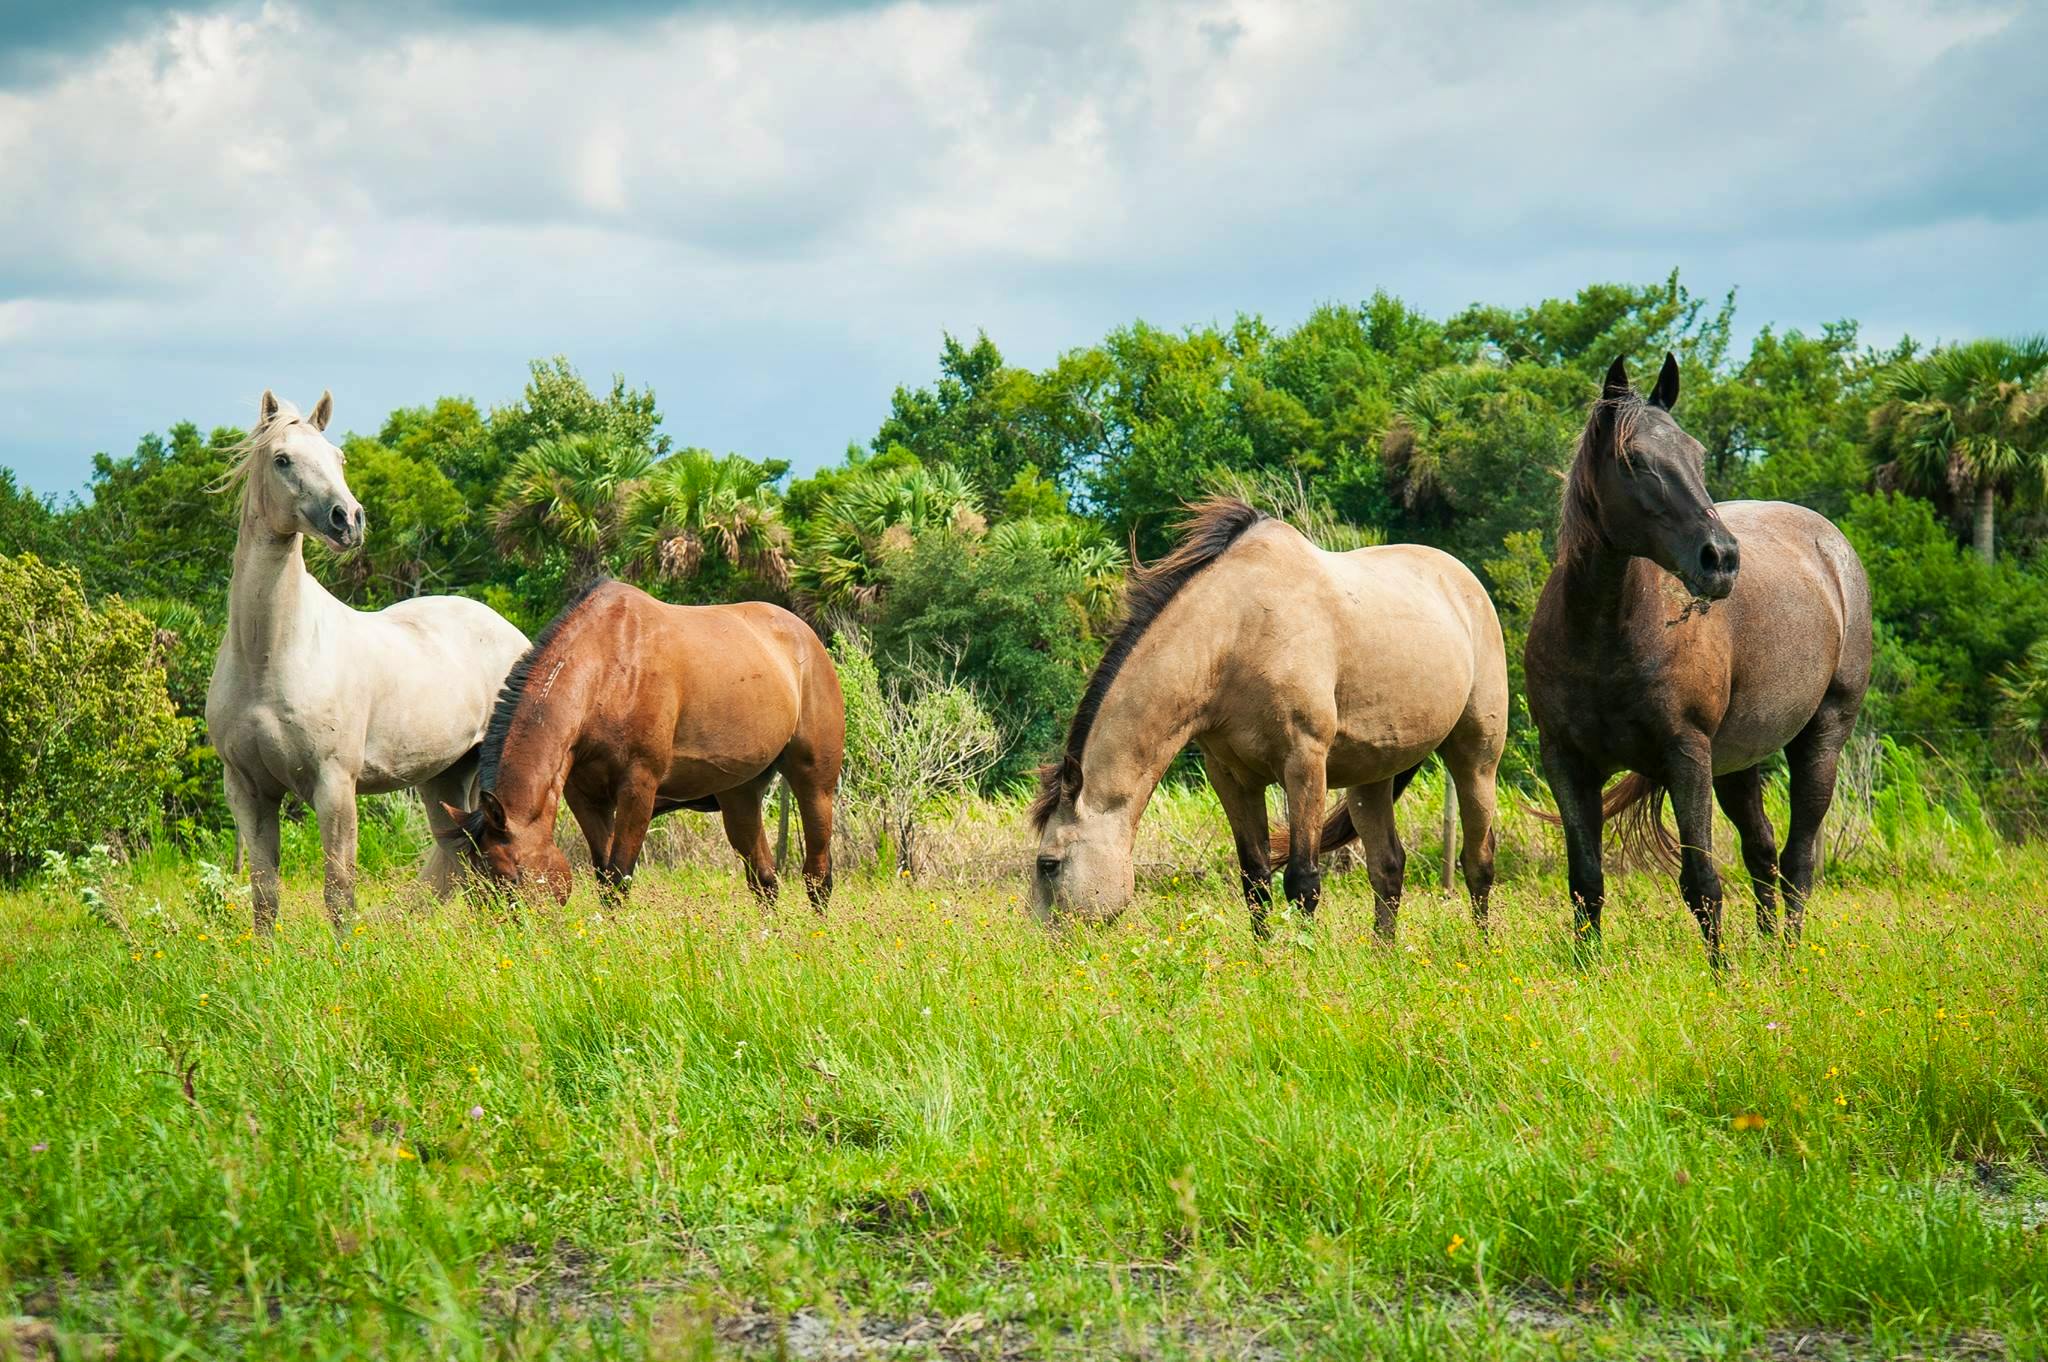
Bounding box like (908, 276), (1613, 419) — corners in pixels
(0, 554), (186, 875)
(872, 525), (1100, 782)
(830, 631), (1001, 877)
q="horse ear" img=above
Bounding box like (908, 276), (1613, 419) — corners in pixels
(1602, 356), (1631, 403)
(479, 789), (508, 833)
(309, 389), (334, 431)
(259, 389), (281, 426)
(1649, 352), (1680, 410)
(437, 802), (473, 842)
(1057, 753), (1082, 799)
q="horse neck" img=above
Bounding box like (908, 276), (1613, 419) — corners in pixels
(225, 495), (330, 665)
(1551, 539), (1637, 628)
(488, 646), (588, 838)
(1074, 625), (1217, 832)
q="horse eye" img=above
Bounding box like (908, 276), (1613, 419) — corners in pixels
(1036, 856), (1060, 878)
(273, 454), (289, 468)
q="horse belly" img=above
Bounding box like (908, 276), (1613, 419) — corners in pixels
(1324, 662), (1472, 787)
(1711, 682), (1829, 774)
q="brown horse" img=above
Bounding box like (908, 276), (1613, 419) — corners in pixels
(1032, 498), (1507, 938)
(441, 579), (843, 907)
(1525, 354), (1871, 962)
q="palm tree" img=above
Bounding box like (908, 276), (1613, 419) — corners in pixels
(492, 433), (655, 582)
(798, 463), (984, 614)
(1868, 337), (2048, 564)
(1996, 636), (2048, 759)
(622, 449), (791, 593)
(1380, 365), (1512, 517)
(985, 516), (1130, 632)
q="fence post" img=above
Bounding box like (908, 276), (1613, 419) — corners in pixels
(1441, 763), (1458, 890)
(775, 777), (792, 874)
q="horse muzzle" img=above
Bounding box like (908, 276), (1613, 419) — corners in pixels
(1684, 529), (1740, 600)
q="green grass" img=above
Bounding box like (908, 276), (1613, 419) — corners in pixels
(2, 798), (2046, 1359)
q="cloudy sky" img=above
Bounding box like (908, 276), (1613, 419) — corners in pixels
(2, 0), (2043, 493)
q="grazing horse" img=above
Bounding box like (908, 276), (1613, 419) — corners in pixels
(440, 579), (843, 907)
(1525, 354), (1872, 962)
(1031, 498), (1508, 938)
(207, 391), (530, 937)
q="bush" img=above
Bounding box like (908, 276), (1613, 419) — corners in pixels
(0, 554), (186, 875)
(831, 631), (1001, 877)
(1842, 493), (2048, 741)
(872, 526), (1101, 782)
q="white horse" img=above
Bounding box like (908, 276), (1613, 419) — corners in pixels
(206, 390), (530, 936)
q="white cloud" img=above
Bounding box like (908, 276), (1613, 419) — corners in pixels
(0, 0), (2042, 490)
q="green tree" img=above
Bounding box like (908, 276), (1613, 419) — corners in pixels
(622, 449), (792, 598)
(1841, 492), (2048, 738)
(0, 554), (186, 874)
(488, 357), (670, 467)
(63, 422), (245, 604)
(1447, 269), (1734, 381)
(493, 433), (655, 584)
(1867, 337), (2048, 563)
(872, 525), (1102, 783)
(872, 332), (1095, 504)
(0, 471), (60, 561)
(797, 463), (984, 614)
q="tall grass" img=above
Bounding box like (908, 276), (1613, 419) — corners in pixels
(2, 781), (2044, 1357)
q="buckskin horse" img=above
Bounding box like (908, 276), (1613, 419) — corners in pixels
(1525, 354), (1872, 963)
(1031, 497), (1508, 939)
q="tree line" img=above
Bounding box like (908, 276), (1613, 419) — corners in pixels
(4, 270), (2047, 855)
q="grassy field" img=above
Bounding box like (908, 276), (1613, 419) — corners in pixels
(2, 784), (2045, 1360)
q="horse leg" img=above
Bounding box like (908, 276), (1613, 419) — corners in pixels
(1664, 741), (1724, 967)
(1204, 757), (1273, 939)
(1539, 735), (1606, 949)
(785, 767), (836, 913)
(565, 783), (616, 878)
(597, 768), (661, 905)
(1344, 780), (1404, 941)
(718, 782), (780, 908)
(1712, 766), (1782, 939)
(225, 766), (283, 936)
(1781, 699), (1857, 943)
(1444, 741), (1501, 932)
(417, 749), (481, 899)
(1278, 747), (1330, 923)
(312, 769), (360, 941)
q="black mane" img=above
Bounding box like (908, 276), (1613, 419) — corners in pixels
(477, 576), (615, 792)
(1558, 389), (1648, 564)
(1029, 497), (1267, 831)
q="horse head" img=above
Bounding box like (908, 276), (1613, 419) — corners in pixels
(437, 790), (574, 903)
(1567, 353), (1739, 601)
(238, 389), (364, 550)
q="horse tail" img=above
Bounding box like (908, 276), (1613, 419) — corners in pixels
(1527, 771), (1680, 871)
(1269, 802), (1358, 863)
(1267, 761), (1424, 861)
(1603, 774), (1680, 871)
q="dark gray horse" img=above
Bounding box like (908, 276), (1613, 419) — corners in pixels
(1525, 354), (1872, 963)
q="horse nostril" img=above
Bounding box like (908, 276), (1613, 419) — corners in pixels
(1700, 539), (1738, 575)
(330, 504), (350, 530)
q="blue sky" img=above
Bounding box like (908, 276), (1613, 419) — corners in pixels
(1, 0), (2043, 494)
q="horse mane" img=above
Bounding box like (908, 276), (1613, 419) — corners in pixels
(1557, 388), (1647, 563)
(1029, 497), (1267, 832)
(477, 576), (617, 792)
